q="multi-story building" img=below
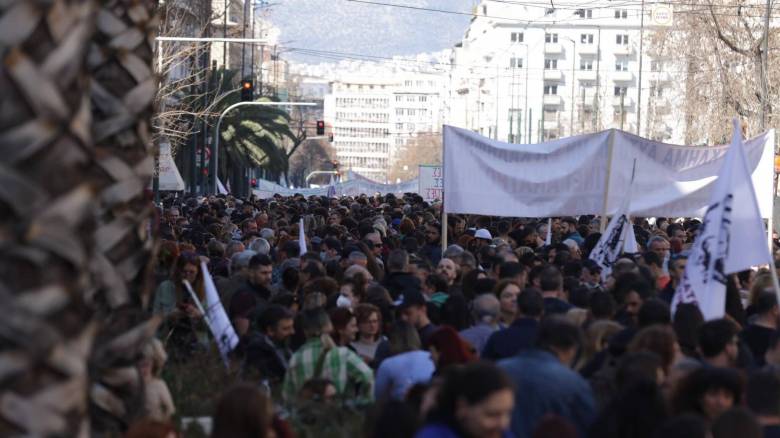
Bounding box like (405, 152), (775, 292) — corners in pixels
(449, 0), (682, 144)
(322, 63), (448, 182)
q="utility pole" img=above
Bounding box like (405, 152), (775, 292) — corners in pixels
(620, 91), (626, 131)
(761, 0), (771, 131)
(495, 62), (500, 140)
(636, 0), (646, 135)
(568, 38), (576, 136)
(581, 86), (586, 132)
(595, 27), (602, 131)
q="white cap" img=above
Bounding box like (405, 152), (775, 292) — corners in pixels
(475, 229), (493, 240)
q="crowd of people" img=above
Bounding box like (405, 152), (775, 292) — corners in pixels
(128, 191), (780, 438)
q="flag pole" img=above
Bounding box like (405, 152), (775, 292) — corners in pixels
(600, 129), (617, 233)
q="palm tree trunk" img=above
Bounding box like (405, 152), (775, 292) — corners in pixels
(0, 1), (100, 436)
(0, 0), (160, 435)
(87, 0), (160, 434)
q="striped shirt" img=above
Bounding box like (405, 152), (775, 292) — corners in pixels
(282, 337), (374, 405)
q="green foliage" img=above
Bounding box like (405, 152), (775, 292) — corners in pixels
(206, 68), (297, 179)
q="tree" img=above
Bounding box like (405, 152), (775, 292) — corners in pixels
(207, 68), (297, 194)
(387, 133), (442, 182)
(649, 1), (780, 143)
(0, 0), (159, 435)
(288, 139), (336, 188)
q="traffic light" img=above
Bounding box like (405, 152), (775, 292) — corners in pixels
(241, 80), (254, 101)
(316, 120), (325, 136)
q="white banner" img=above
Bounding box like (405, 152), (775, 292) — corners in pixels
(253, 171), (418, 199)
(419, 165), (444, 202)
(443, 125), (775, 218)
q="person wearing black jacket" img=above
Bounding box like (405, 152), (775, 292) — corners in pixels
(242, 305), (295, 384)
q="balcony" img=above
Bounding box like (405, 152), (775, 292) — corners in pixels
(614, 45), (634, 56)
(612, 95), (634, 107)
(613, 71), (634, 82)
(650, 71), (672, 82)
(543, 94), (563, 107)
(578, 70), (597, 81)
(579, 44), (598, 55)
(545, 43), (564, 54)
(580, 92), (599, 107)
(543, 69), (563, 81)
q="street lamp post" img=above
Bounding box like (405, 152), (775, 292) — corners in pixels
(212, 101), (316, 194)
(563, 36), (577, 137)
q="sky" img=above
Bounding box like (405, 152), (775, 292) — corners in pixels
(266, 0), (476, 62)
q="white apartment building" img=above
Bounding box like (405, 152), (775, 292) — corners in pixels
(323, 69), (448, 182)
(449, 0), (682, 144)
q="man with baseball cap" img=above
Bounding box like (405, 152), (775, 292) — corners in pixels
(397, 289), (437, 345)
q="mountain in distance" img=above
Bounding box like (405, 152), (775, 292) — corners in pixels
(266, 0), (476, 62)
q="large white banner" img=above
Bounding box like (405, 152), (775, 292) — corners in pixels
(443, 125), (775, 218)
(419, 165), (444, 202)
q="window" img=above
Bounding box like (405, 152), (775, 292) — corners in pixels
(581, 34), (594, 44)
(544, 85), (558, 95)
(396, 123), (403, 130)
(395, 96), (402, 102)
(615, 9), (628, 19)
(396, 109), (404, 116)
(580, 59), (594, 70)
(614, 86), (627, 96)
(511, 32), (524, 43)
(576, 9), (593, 18)
(615, 60), (628, 71)
(419, 96), (427, 102)
(510, 57), (524, 68)
(545, 33), (559, 43)
(544, 58), (558, 69)
(616, 34), (629, 45)
(408, 109), (416, 116)
(651, 86), (664, 97)
(545, 8), (555, 15)
(650, 60), (661, 71)
(404, 80), (412, 86)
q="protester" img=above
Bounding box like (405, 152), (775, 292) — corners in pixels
(149, 191), (780, 438)
(139, 339), (175, 421)
(374, 321), (435, 401)
(499, 316), (596, 438)
(416, 362), (515, 438)
(211, 384), (273, 438)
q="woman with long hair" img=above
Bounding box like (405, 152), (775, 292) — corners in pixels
(416, 362), (515, 438)
(153, 251), (207, 359)
(375, 321), (435, 401)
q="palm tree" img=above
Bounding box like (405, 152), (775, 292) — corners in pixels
(206, 68), (297, 194)
(0, 0), (158, 435)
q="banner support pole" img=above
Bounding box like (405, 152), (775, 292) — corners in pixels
(441, 133), (448, 253)
(600, 129), (617, 233)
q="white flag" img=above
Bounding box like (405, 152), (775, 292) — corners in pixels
(299, 217), (307, 256)
(672, 119), (773, 320)
(545, 218), (552, 246)
(184, 262), (239, 367)
(589, 205), (635, 281)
